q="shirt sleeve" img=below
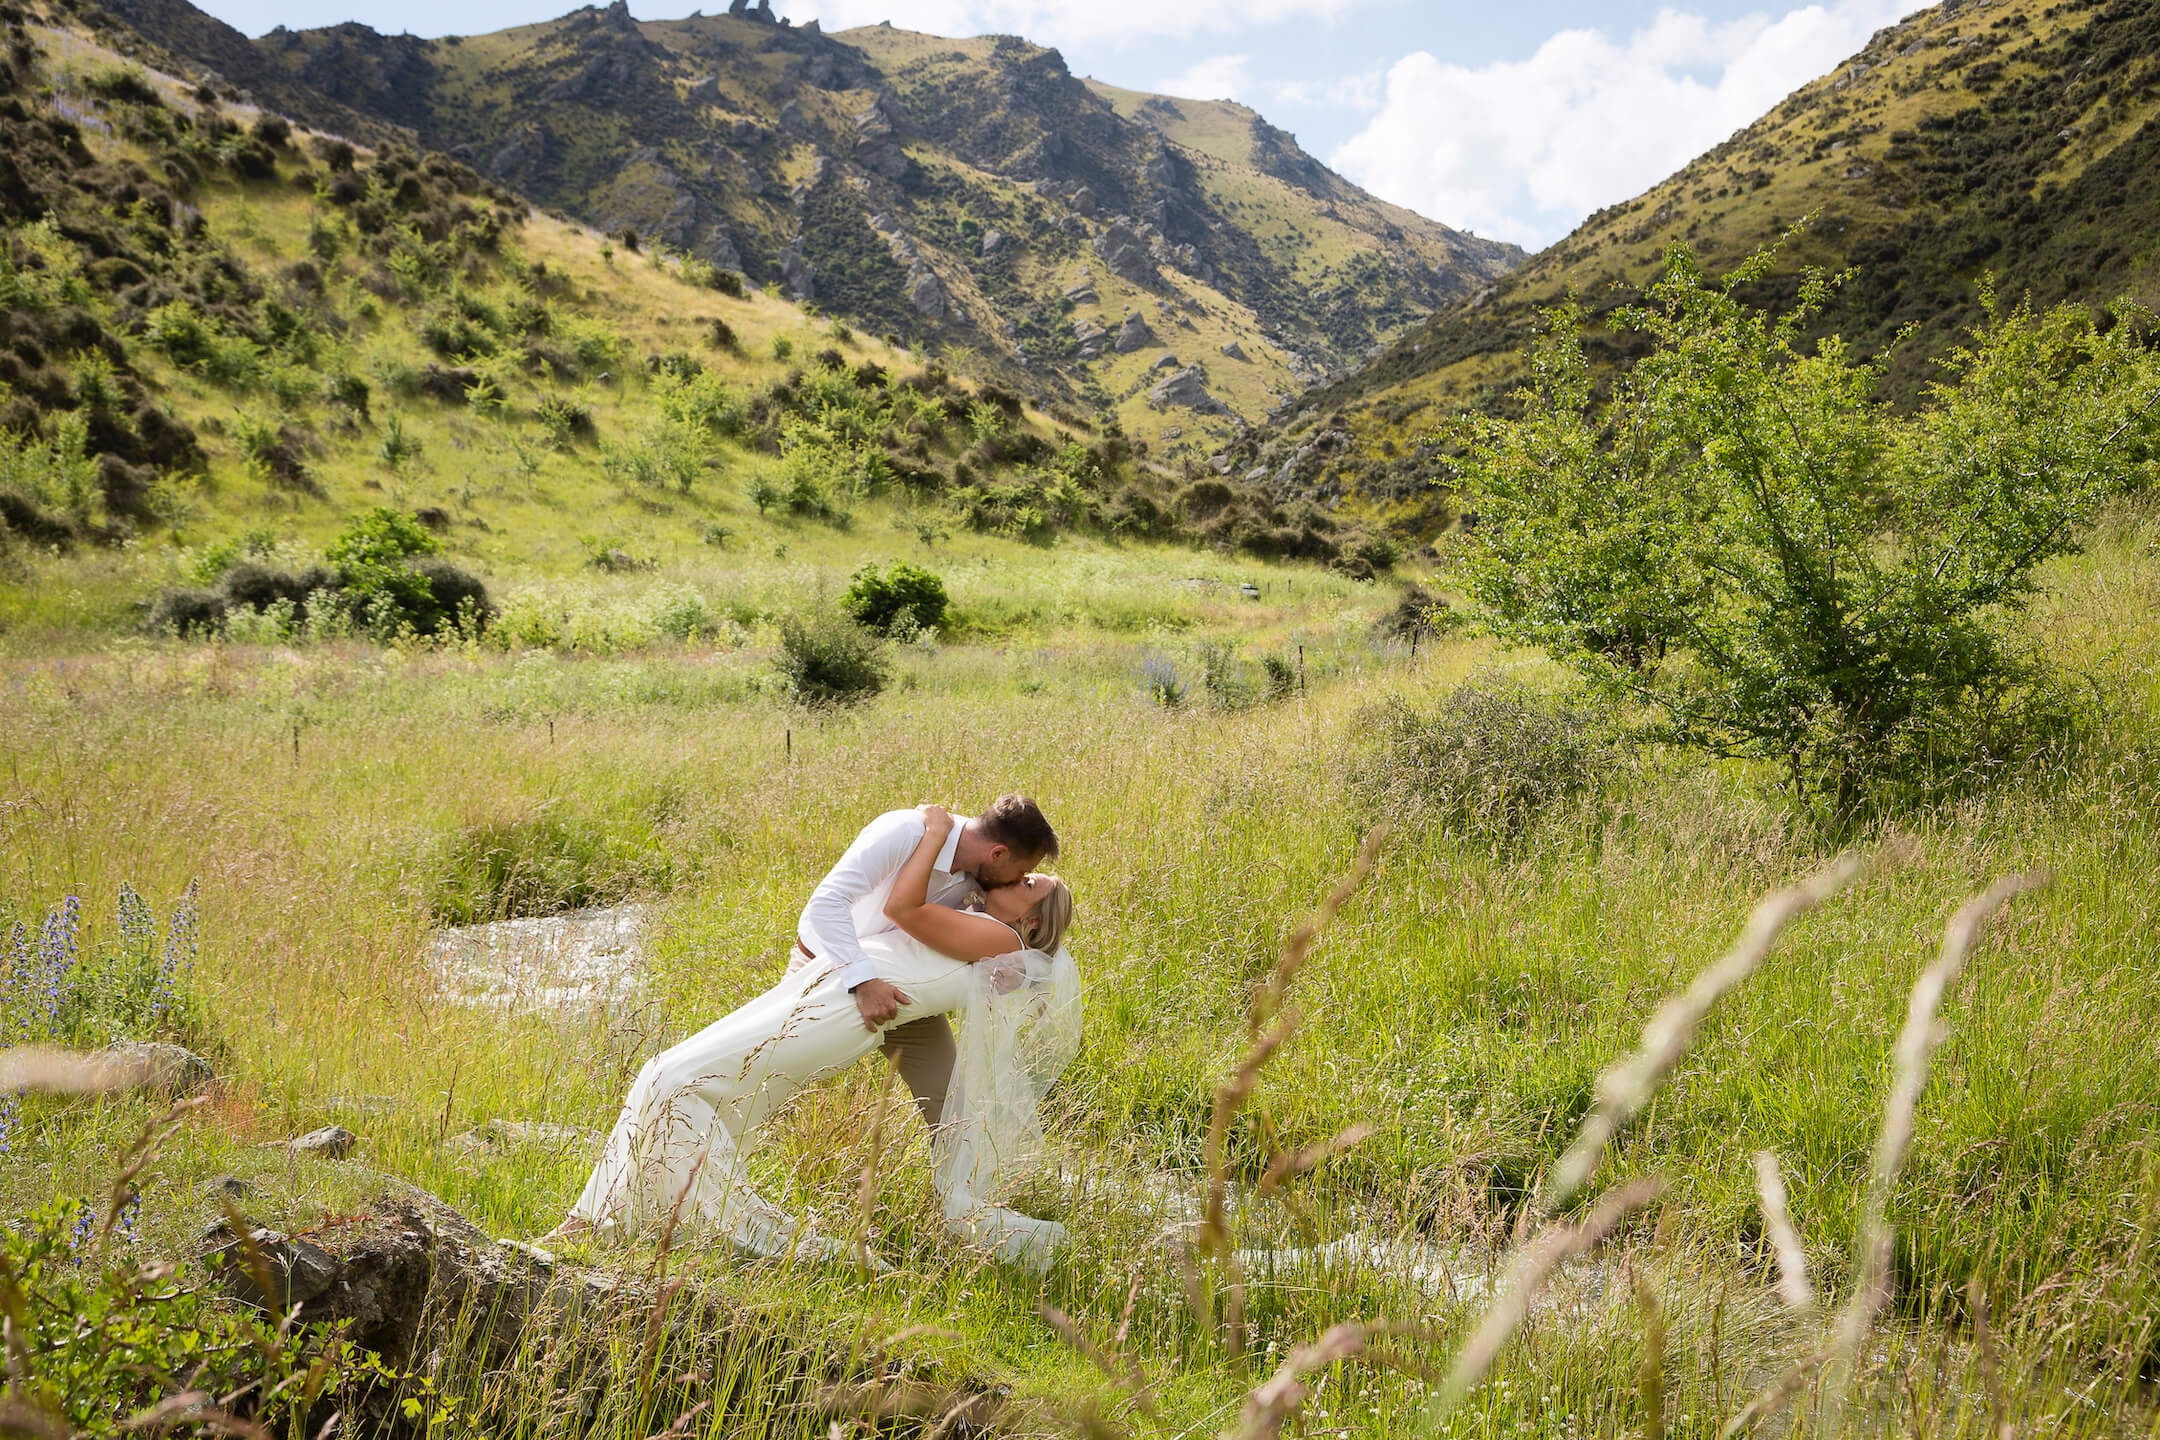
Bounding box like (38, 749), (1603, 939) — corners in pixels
(798, 809), (924, 991)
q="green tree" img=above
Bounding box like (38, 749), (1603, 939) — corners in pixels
(841, 561), (949, 636)
(1449, 244), (2159, 811)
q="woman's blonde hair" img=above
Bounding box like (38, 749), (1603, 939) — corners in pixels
(1021, 876), (1074, 953)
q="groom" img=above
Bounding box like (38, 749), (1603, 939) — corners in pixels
(792, 794), (1059, 1127)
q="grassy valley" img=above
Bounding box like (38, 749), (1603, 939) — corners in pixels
(4, 1), (2160, 1438)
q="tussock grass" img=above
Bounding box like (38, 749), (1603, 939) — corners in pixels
(6, 507), (2160, 1432)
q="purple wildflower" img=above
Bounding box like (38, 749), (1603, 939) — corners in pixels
(1, 922), (27, 1039)
(155, 881), (199, 1023)
(114, 1192), (141, 1246)
(67, 1203), (94, 1253)
(0, 1092), (18, 1158)
(35, 896), (80, 1039)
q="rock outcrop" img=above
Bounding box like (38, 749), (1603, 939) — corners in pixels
(1148, 365), (1229, 415)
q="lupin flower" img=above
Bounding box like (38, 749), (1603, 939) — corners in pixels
(155, 881), (200, 1024)
(1, 922), (27, 1039)
(36, 895), (81, 1039)
(0, 1091), (18, 1158)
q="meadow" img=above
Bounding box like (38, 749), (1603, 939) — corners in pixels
(6, 488), (2160, 1436)
(4, 15), (2160, 1436)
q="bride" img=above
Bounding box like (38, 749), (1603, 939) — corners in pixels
(544, 805), (1080, 1269)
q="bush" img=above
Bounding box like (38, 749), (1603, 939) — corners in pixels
(148, 586), (228, 636)
(0, 1195), (358, 1438)
(775, 610), (887, 706)
(1354, 674), (1618, 842)
(429, 807), (676, 924)
(327, 506), (487, 636)
(841, 561), (948, 636)
(1452, 246), (2160, 812)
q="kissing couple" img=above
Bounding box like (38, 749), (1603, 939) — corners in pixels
(544, 796), (1081, 1270)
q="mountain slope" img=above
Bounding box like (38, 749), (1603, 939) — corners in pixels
(87, 0), (1521, 460)
(1252, 0), (2160, 532)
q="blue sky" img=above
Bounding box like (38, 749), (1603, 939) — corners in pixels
(190, 0), (1934, 249)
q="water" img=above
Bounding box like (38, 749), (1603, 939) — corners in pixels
(428, 904), (654, 1011)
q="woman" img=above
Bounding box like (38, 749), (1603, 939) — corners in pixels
(544, 806), (1077, 1269)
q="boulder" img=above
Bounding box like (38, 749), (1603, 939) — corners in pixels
(980, 228), (1006, 256)
(907, 266), (946, 320)
(1151, 351), (1182, 372)
(1220, 340), (1247, 360)
(1113, 312), (1154, 354)
(103, 1041), (214, 1097)
(277, 1125), (359, 1160)
(1092, 223), (1155, 285)
(777, 99), (810, 138)
(199, 1174), (252, 1202)
(1062, 279), (1098, 306)
(685, 73), (719, 105)
(1149, 365), (1228, 415)
(202, 1189), (562, 1365)
(1071, 317), (1108, 360)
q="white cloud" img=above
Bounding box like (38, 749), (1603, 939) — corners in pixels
(1270, 67), (1382, 114)
(1330, 1), (1932, 249)
(778, 0), (1358, 45)
(1156, 52), (1251, 102)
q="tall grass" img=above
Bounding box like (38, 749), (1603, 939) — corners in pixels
(4, 509), (2160, 1434)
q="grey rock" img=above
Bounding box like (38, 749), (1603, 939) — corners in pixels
(278, 1125), (359, 1160)
(199, 1174), (252, 1201)
(1092, 223), (1156, 285)
(1149, 365), (1228, 415)
(1220, 340), (1247, 361)
(779, 239), (813, 300)
(206, 1225), (340, 1310)
(1063, 280), (1098, 306)
(729, 116), (769, 146)
(980, 228), (1005, 256)
(1069, 185), (1096, 217)
(1113, 312), (1154, 354)
(777, 99), (810, 138)
(686, 73), (719, 105)
(1151, 351), (1182, 372)
(907, 266), (946, 320)
(104, 1041), (214, 1097)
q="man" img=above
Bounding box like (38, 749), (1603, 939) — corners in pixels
(793, 794), (1059, 1127)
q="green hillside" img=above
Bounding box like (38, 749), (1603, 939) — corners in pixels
(79, 0), (1521, 461)
(1246, 0), (2160, 534)
(0, 8), (1425, 652)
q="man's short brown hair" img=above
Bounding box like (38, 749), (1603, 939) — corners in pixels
(980, 794), (1059, 862)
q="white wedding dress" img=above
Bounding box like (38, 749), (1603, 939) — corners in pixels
(567, 930), (1081, 1270)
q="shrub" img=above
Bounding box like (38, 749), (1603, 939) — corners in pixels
(148, 586), (227, 636)
(0, 1195), (358, 1438)
(324, 506), (485, 636)
(534, 395), (594, 448)
(429, 808), (674, 924)
(1354, 673), (1617, 842)
(775, 609), (887, 706)
(841, 561), (948, 636)
(1451, 245), (2160, 812)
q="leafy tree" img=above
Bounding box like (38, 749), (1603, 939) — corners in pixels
(1449, 244), (2159, 811)
(842, 561), (949, 636)
(326, 507), (488, 636)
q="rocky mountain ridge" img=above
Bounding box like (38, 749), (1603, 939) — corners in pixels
(84, 0), (1522, 459)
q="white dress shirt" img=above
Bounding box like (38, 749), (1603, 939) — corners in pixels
(797, 809), (981, 991)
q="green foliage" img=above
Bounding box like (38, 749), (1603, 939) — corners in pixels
(599, 417), (704, 493)
(429, 805), (677, 923)
(1353, 674), (1619, 842)
(0, 882), (208, 1048)
(0, 413), (98, 522)
(378, 411), (422, 470)
(774, 609), (887, 706)
(534, 395), (595, 448)
(0, 1197), (358, 1437)
(1451, 245), (2160, 810)
(323, 507), (487, 637)
(841, 561), (948, 637)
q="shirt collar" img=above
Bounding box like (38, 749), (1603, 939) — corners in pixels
(937, 816), (970, 875)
